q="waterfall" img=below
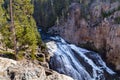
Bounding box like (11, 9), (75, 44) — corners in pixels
(46, 36), (117, 80)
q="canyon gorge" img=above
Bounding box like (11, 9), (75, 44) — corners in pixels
(0, 0), (120, 80)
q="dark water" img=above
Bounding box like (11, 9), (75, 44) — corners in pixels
(46, 36), (119, 80)
(39, 28), (119, 80)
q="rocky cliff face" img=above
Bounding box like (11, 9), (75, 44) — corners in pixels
(0, 57), (73, 80)
(49, 1), (120, 72)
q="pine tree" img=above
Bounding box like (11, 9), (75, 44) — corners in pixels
(0, 0), (42, 59)
(12, 0), (41, 54)
(0, 0), (6, 27)
(32, 0), (71, 28)
(0, 0), (13, 50)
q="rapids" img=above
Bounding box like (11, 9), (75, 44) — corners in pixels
(46, 36), (117, 80)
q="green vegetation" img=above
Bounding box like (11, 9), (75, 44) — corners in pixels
(33, 0), (82, 29)
(102, 6), (120, 18)
(0, 50), (45, 62)
(0, 0), (46, 60)
(0, 0), (13, 50)
(0, 0), (6, 28)
(102, 9), (116, 18)
(32, 0), (95, 29)
(16, 51), (25, 60)
(102, 5), (120, 24)
(114, 17), (120, 24)
(0, 51), (16, 60)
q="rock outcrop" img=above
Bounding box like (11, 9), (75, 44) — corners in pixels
(49, 1), (120, 72)
(0, 57), (73, 80)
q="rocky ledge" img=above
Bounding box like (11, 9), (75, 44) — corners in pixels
(0, 57), (73, 80)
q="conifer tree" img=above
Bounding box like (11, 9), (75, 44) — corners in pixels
(12, 0), (41, 54)
(0, 0), (6, 28)
(0, 0), (13, 50)
(0, 0), (42, 59)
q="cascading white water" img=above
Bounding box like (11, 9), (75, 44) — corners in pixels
(46, 36), (116, 80)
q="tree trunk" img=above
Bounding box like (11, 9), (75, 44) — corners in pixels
(10, 0), (17, 55)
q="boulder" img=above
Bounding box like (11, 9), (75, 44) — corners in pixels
(0, 57), (73, 80)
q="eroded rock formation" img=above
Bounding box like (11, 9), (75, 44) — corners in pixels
(49, 1), (120, 72)
(0, 57), (73, 80)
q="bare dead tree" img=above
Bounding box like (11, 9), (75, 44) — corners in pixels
(10, 0), (17, 55)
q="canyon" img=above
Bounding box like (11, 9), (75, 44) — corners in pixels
(0, 0), (120, 80)
(48, 1), (120, 73)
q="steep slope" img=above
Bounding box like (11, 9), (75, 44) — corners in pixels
(49, 1), (120, 72)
